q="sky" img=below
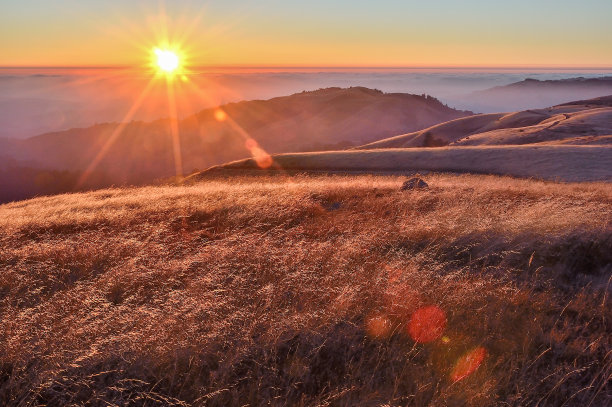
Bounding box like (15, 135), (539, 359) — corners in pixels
(1, 0), (612, 67)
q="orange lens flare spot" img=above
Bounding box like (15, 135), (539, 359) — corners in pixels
(407, 305), (447, 343)
(451, 346), (487, 382)
(253, 148), (273, 169)
(214, 109), (227, 121)
(366, 314), (393, 339)
(245, 138), (273, 169)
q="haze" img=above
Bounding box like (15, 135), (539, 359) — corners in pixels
(4, 68), (612, 140)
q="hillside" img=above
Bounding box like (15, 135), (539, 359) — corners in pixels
(451, 108), (612, 146)
(8, 87), (469, 171)
(196, 146), (612, 182)
(467, 77), (612, 112)
(358, 96), (612, 149)
(557, 94), (612, 108)
(0, 87), (469, 203)
(1, 174), (610, 406)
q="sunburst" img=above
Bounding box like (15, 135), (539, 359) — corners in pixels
(77, 2), (275, 187)
(154, 48), (180, 73)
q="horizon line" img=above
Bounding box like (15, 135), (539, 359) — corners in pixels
(2, 64), (612, 71)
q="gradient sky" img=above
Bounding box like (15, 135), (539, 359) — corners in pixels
(1, 0), (611, 67)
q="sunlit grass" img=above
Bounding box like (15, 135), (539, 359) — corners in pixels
(0, 174), (610, 406)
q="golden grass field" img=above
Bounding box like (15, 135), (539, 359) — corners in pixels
(1, 174), (611, 406)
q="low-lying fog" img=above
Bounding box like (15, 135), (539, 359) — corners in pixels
(1, 67), (611, 139)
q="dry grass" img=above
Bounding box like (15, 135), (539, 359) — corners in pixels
(355, 104), (612, 150)
(0, 174), (611, 406)
(201, 145), (612, 182)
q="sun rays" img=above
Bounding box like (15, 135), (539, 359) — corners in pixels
(76, 77), (156, 188)
(165, 73), (183, 179)
(75, 1), (275, 188)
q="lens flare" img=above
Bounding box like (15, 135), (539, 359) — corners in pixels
(245, 138), (273, 169)
(214, 109), (228, 121)
(366, 314), (393, 339)
(407, 305), (447, 343)
(451, 346), (487, 382)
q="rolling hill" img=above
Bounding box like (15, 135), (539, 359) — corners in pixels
(357, 96), (612, 149)
(9, 87), (470, 173)
(0, 87), (470, 203)
(200, 95), (612, 182)
(194, 145), (612, 182)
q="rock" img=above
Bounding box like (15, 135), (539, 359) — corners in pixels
(401, 177), (428, 190)
(327, 202), (341, 211)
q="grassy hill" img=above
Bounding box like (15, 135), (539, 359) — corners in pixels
(0, 174), (610, 406)
(196, 145), (612, 182)
(358, 97), (612, 149)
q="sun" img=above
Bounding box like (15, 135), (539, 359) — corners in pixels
(154, 48), (180, 74)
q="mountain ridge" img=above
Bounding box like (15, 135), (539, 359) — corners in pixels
(0, 87), (471, 203)
(466, 77), (612, 112)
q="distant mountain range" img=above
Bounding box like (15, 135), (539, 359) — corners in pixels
(0, 87), (470, 203)
(488, 76), (612, 89)
(467, 76), (612, 112)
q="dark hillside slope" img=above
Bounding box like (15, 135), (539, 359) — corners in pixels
(1, 88), (470, 202)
